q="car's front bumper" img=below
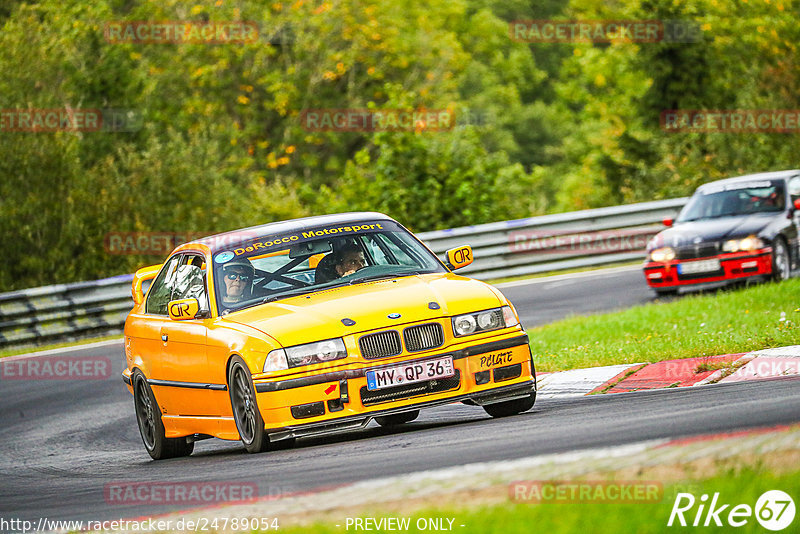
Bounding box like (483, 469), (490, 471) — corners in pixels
(643, 249), (772, 290)
(251, 332), (535, 439)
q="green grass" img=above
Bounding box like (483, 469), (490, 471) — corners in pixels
(269, 465), (800, 534)
(530, 278), (800, 373)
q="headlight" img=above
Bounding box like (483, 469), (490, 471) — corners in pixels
(722, 236), (764, 253)
(452, 306), (516, 337)
(263, 349), (288, 372)
(262, 338), (347, 372)
(649, 247), (675, 262)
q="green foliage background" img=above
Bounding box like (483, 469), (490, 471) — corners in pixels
(1, 0), (798, 291)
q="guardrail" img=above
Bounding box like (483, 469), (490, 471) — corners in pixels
(0, 198), (687, 350)
(417, 197), (687, 279)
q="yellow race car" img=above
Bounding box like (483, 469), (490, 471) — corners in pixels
(123, 213), (536, 459)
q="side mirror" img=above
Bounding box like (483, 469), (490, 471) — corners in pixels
(131, 264), (162, 304)
(662, 217), (674, 228)
(445, 245), (473, 270)
(168, 298), (201, 321)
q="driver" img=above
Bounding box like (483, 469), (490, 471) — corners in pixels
(334, 243), (366, 277)
(220, 257), (254, 306)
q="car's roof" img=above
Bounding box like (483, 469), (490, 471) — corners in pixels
(698, 169), (800, 190)
(192, 211), (397, 253)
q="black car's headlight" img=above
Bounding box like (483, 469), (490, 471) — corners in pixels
(452, 306), (518, 337)
(649, 247), (676, 262)
(263, 338), (347, 372)
(722, 235), (764, 253)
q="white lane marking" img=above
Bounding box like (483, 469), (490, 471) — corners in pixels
(494, 265), (642, 289)
(1, 338), (124, 362)
(541, 279), (579, 289)
(748, 345), (800, 358)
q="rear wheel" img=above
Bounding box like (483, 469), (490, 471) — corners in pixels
(374, 410), (420, 427)
(229, 358), (270, 453)
(772, 238), (791, 282)
(483, 392), (536, 418)
(133, 371), (194, 460)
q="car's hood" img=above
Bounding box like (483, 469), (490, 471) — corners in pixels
(655, 214), (774, 247)
(222, 273), (505, 347)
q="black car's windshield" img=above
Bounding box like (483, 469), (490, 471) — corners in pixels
(677, 180), (786, 222)
(212, 220), (446, 313)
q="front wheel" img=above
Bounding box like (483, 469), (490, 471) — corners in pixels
(483, 392), (536, 418)
(229, 358), (270, 453)
(772, 238), (791, 282)
(133, 371), (194, 460)
(374, 410), (420, 427)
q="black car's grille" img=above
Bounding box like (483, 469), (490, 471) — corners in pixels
(360, 370), (461, 406)
(677, 269), (725, 281)
(403, 323), (444, 352)
(359, 331), (402, 360)
(675, 242), (720, 260)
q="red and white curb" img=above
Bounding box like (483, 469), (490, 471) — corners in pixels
(537, 345), (800, 397)
(535, 364), (640, 399)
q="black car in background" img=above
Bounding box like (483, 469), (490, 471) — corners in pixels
(644, 170), (800, 295)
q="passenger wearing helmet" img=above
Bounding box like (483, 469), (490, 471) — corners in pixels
(220, 257), (254, 307)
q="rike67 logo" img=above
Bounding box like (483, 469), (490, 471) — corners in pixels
(668, 490), (795, 531)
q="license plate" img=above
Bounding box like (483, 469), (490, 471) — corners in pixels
(678, 259), (720, 274)
(366, 356), (455, 391)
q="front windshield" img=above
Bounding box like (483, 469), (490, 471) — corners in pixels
(677, 180), (786, 222)
(212, 220), (446, 314)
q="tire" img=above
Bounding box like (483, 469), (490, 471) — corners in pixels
(133, 371), (194, 460)
(374, 410), (420, 427)
(228, 358), (270, 453)
(772, 238), (791, 282)
(482, 391), (536, 418)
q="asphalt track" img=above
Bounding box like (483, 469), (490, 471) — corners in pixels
(2, 267), (798, 525)
(498, 265), (656, 328)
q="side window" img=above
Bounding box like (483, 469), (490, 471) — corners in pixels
(363, 235), (391, 265)
(145, 256), (181, 315)
(172, 255), (209, 314)
(145, 254), (209, 316)
(789, 177), (800, 202)
(376, 234), (419, 267)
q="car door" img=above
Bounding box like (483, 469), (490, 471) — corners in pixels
(146, 253), (216, 417)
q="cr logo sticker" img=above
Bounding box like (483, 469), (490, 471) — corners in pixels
(167, 298), (200, 321)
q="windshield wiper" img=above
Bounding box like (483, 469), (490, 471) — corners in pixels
(348, 274), (397, 284)
(347, 270), (423, 284)
(259, 287), (322, 304)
